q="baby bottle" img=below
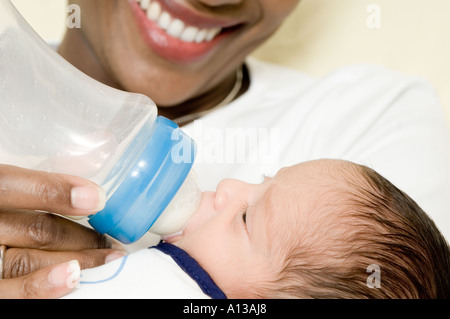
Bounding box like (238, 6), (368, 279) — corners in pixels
(0, 0), (201, 244)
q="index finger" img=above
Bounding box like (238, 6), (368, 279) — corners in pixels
(0, 164), (106, 216)
(0, 210), (112, 251)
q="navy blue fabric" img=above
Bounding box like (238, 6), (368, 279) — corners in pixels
(153, 243), (227, 299)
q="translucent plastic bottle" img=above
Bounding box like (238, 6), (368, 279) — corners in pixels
(0, 0), (201, 244)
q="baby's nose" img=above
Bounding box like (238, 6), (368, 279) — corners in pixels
(214, 178), (247, 210)
(214, 179), (232, 210)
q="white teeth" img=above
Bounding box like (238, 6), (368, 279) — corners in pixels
(206, 28), (221, 41)
(195, 29), (208, 43)
(158, 11), (172, 30)
(167, 19), (185, 38)
(138, 0), (222, 43)
(139, 0), (150, 11)
(146, 1), (161, 21)
(181, 26), (199, 43)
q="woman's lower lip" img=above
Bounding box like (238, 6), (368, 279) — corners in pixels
(129, 0), (230, 63)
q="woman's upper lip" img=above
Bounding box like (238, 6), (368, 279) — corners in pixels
(151, 0), (246, 29)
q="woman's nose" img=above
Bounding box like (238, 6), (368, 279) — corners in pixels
(214, 178), (247, 211)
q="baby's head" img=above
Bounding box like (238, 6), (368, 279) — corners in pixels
(167, 159), (450, 299)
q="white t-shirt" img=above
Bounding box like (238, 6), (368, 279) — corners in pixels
(182, 58), (450, 241)
(64, 243), (226, 299)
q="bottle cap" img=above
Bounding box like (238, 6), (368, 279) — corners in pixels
(88, 116), (197, 244)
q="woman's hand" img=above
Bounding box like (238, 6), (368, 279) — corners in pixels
(0, 164), (125, 298)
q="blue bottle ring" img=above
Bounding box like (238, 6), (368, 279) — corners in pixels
(88, 116), (197, 244)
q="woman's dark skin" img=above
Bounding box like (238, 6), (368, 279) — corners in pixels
(1, 0), (300, 298)
(58, 0), (300, 120)
(0, 165), (124, 298)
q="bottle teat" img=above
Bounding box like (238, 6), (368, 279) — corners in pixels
(149, 170), (202, 236)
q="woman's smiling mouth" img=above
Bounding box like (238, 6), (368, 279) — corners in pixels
(129, 0), (245, 63)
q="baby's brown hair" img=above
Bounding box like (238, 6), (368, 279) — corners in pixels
(267, 160), (450, 299)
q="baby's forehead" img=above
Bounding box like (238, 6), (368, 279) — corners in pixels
(265, 160), (365, 241)
(275, 159), (361, 186)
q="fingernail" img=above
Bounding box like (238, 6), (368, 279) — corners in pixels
(105, 251), (127, 264)
(48, 260), (81, 289)
(71, 186), (106, 212)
